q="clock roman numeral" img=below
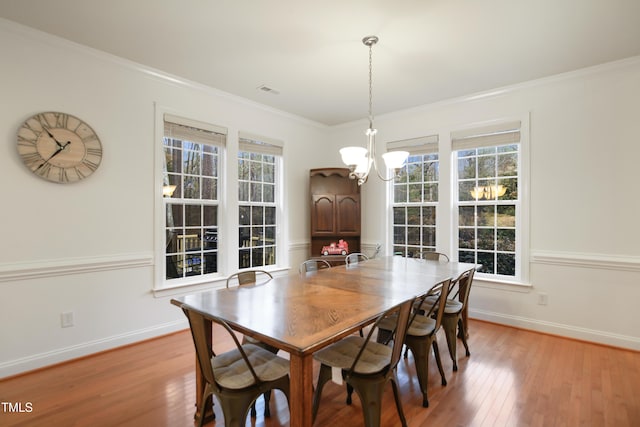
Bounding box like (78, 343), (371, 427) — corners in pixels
(74, 166), (87, 180)
(18, 135), (37, 147)
(21, 152), (44, 169)
(86, 147), (102, 156)
(59, 167), (69, 183)
(83, 159), (100, 172)
(36, 161), (52, 177)
(55, 113), (68, 129)
(82, 135), (98, 143)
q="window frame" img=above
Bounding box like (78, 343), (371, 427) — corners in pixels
(386, 115), (530, 285)
(158, 113), (227, 289)
(388, 135), (441, 257)
(237, 134), (283, 270)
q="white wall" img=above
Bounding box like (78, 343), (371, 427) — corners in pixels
(0, 20), (334, 377)
(2, 18), (639, 378)
(329, 57), (640, 349)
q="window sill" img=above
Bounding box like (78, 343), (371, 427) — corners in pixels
(473, 276), (532, 293)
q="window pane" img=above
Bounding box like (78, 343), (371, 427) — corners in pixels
(185, 205), (201, 227)
(408, 184), (422, 202)
(497, 205), (516, 227)
(497, 228), (516, 251)
(407, 207), (420, 225)
(263, 184), (275, 203)
(422, 227), (436, 247)
(265, 207), (276, 225)
(407, 227), (420, 245)
(423, 183), (438, 202)
(498, 152), (518, 177)
(238, 182), (249, 201)
(497, 253), (516, 276)
(394, 184), (407, 203)
(458, 157), (476, 179)
(459, 228), (475, 249)
(455, 142), (519, 279)
(393, 207), (405, 225)
(392, 152), (439, 257)
(422, 206), (435, 226)
(477, 228), (495, 250)
(252, 206), (264, 225)
(459, 206), (475, 227)
(238, 145), (280, 269)
(478, 251), (495, 274)
(202, 177), (216, 200)
(477, 155), (496, 178)
(250, 183), (262, 202)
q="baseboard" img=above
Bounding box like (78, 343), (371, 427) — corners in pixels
(470, 308), (640, 351)
(0, 319), (188, 379)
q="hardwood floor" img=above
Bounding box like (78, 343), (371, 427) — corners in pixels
(1, 320), (639, 426)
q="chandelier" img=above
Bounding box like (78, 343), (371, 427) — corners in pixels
(339, 36), (408, 185)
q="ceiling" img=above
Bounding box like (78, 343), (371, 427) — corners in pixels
(2, 0), (640, 126)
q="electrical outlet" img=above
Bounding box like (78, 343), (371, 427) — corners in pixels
(537, 293), (548, 306)
(61, 311), (74, 328)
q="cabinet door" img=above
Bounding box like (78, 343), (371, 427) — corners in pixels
(311, 195), (336, 235)
(336, 194), (360, 235)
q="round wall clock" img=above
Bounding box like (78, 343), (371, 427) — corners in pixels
(17, 111), (102, 183)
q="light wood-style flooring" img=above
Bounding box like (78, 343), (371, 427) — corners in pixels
(1, 320), (639, 426)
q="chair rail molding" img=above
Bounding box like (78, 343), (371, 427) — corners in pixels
(531, 251), (640, 272)
(0, 252), (154, 283)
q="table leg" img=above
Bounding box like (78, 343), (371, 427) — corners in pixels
(289, 353), (314, 427)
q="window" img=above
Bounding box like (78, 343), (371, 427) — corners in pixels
(389, 136), (439, 258)
(162, 114), (225, 283)
(453, 121), (522, 279)
(237, 134), (282, 269)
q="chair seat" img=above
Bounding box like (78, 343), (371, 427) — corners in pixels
(419, 296), (463, 314)
(379, 313), (437, 337)
(212, 343), (289, 389)
(314, 336), (391, 374)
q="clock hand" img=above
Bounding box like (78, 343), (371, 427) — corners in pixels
(35, 141), (70, 171)
(43, 127), (65, 149)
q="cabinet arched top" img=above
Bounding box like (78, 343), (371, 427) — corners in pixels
(309, 167), (351, 178)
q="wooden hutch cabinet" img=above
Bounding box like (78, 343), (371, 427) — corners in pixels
(310, 168), (361, 263)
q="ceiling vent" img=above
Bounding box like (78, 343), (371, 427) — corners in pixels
(257, 84), (280, 95)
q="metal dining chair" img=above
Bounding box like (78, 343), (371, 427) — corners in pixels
(312, 298), (415, 427)
(299, 258), (332, 274)
(181, 305), (290, 427)
(345, 252), (369, 265)
(416, 251), (450, 262)
(225, 269), (279, 416)
(377, 279), (452, 408)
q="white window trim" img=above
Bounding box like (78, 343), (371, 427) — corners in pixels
(154, 105), (229, 290)
(154, 106), (289, 292)
(236, 133), (285, 271)
(385, 113), (530, 286)
(450, 114), (530, 284)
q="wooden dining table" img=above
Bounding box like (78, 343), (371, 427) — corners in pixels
(171, 255), (478, 427)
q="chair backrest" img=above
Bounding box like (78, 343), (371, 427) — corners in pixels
(413, 278), (453, 333)
(347, 298), (415, 377)
(417, 251), (450, 262)
(299, 259), (332, 274)
(450, 268), (476, 309)
(226, 270), (273, 287)
(182, 305), (262, 390)
(345, 252), (369, 266)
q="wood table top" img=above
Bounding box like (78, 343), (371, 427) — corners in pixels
(171, 256), (477, 356)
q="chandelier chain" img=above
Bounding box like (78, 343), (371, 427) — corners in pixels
(368, 42), (374, 129)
